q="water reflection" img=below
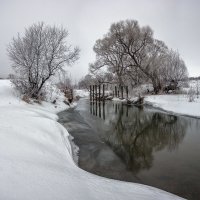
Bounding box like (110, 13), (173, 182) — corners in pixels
(90, 102), (187, 174)
(90, 101), (106, 120)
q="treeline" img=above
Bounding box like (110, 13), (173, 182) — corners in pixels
(189, 76), (200, 81)
(79, 20), (188, 94)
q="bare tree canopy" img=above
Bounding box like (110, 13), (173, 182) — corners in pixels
(8, 22), (80, 99)
(90, 19), (188, 94)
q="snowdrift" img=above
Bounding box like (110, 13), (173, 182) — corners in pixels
(145, 95), (200, 118)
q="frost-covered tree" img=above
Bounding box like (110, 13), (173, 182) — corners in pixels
(8, 22), (80, 99)
(164, 50), (188, 84)
(142, 39), (169, 93)
(109, 20), (153, 79)
(91, 20), (155, 89)
(91, 33), (130, 87)
(91, 19), (188, 94)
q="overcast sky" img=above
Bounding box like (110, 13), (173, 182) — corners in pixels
(0, 0), (200, 80)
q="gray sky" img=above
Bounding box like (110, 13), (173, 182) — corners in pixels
(0, 0), (200, 80)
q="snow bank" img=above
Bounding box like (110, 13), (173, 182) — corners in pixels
(145, 94), (200, 118)
(74, 89), (89, 98)
(0, 80), (184, 200)
(112, 97), (127, 102)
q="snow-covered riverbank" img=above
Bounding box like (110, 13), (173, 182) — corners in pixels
(112, 91), (200, 118)
(145, 94), (200, 118)
(0, 80), (184, 200)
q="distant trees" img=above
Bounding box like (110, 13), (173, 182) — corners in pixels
(78, 74), (94, 91)
(78, 71), (113, 91)
(90, 20), (188, 94)
(57, 69), (72, 92)
(163, 50), (188, 85)
(8, 22), (80, 99)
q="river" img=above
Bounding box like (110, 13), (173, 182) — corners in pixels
(58, 98), (200, 200)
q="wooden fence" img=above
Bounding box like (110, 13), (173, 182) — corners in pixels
(89, 84), (129, 102)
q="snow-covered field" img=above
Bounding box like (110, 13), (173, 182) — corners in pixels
(111, 80), (200, 118)
(145, 94), (200, 118)
(0, 80), (184, 200)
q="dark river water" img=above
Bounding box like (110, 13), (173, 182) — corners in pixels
(58, 98), (200, 200)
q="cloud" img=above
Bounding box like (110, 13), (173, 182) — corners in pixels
(0, 0), (200, 79)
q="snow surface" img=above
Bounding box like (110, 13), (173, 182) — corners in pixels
(0, 80), (184, 200)
(145, 94), (200, 118)
(74, 89), (89, 98)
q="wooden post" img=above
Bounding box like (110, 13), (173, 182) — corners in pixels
(92, 85), (95, 101)
(126, 105), (128, 117)
(95, 98), (97, 116)
(99, 102), (101, 118)
(126, 86), (128, 99)
(103, 84), (105, 101)
(90, 85), (92, 101)
(115, 86), (117, 97)
(118, 90), (119, 98)
(99, 85), (101, 101)
(93, 101), (95, 115)
(121, 86), (123, 99)
(90, 101), (92, 114)
(103, 101), (105, 120)
(95, 85), (97, 101)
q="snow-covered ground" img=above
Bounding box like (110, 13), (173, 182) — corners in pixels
(0, 80), (184, 200)
(145, 94), (200, 118)
(111, 80), (200, 118)
(74, 89), (89, 98)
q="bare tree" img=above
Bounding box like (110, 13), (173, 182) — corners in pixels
(91, 20), (156, 90)
(8, 22), (80, 99)
(110, 20), (153, 77)
(91, 33), (130, 87)
(142, 39), (169, 93)
(91, 19), (188, 94)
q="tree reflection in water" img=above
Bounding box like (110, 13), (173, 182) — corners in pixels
(91, 102), (187, 174)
